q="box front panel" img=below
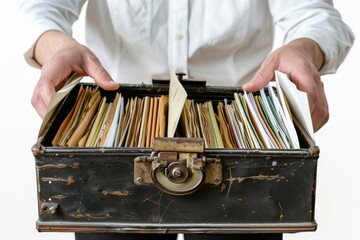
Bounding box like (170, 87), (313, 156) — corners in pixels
(35, 149), (317, 232)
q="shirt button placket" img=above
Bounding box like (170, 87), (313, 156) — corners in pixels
(168, 0), (189, 76)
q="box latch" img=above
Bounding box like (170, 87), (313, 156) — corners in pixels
(134, 138), (222, 195)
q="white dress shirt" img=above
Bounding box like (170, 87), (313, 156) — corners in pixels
(20, 0), (354, 86)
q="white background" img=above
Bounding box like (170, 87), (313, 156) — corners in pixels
(0, 1), (358, 239)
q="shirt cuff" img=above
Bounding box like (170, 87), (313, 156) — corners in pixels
(291, 31), (354, 75)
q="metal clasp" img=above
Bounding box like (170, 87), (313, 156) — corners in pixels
(134, 138), (222, 195)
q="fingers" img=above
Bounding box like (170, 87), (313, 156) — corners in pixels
(243, 60), (275, 92)
(32, 60), (72, 118)
(82, 51), (119, 91)
(31, 84), (48, 119)
(310, 80), (329, 132)
(32, 76), (58, 119)
(244, 54), (329, 132)
(31, 45), (119, 119)
(286, 66), (329, 132)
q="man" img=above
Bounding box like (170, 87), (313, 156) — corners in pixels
(20, 1), (354, 239)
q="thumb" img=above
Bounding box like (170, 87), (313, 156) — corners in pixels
(82, 53), (119, 90)
(243, 66), (275, 92)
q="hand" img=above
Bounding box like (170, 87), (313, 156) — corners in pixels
(242, 38), (328, 132)
(32, 30), (119, 119)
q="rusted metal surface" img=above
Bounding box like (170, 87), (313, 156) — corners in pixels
(152, 137), (204, 153)
(134, 139), (223, 193)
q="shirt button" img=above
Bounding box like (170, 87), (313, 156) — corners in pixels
(176, 34), (183, 40)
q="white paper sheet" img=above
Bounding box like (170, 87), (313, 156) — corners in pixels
(275, 71), (314, 140)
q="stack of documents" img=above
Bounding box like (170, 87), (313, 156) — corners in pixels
(50, 71), (313, 149)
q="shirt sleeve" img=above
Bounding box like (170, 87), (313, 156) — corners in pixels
(19, 0), (87, 68)
(268, 0), (354, 75)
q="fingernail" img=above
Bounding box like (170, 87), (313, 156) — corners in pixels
(109, 79), (120, 87)
(242, 82), (253, 90)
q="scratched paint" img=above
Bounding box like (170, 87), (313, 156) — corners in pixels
(224, 166), (285, 198)
(101, 191), (133, 196)
(41, 176), (75, 185)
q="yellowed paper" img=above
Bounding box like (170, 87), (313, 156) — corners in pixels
(98, 93), (120, 147)
(138, 96), (150, 147)
(116, 98), (134, 147)
(167, 71), (188, 137)
(57, 86), (89, 146)
(66, 91), (101, 147)
(145, 97), (154, 147)
(39, 73), (83, 136)
(155, 95), (168, 138)
(85, 97), (108, 147)
(149, 97), (159, 147)
(217, 102), (237, 148)
(52, 85), (84, 146)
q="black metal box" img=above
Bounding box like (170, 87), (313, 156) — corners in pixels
(32, 82), (318, 234)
